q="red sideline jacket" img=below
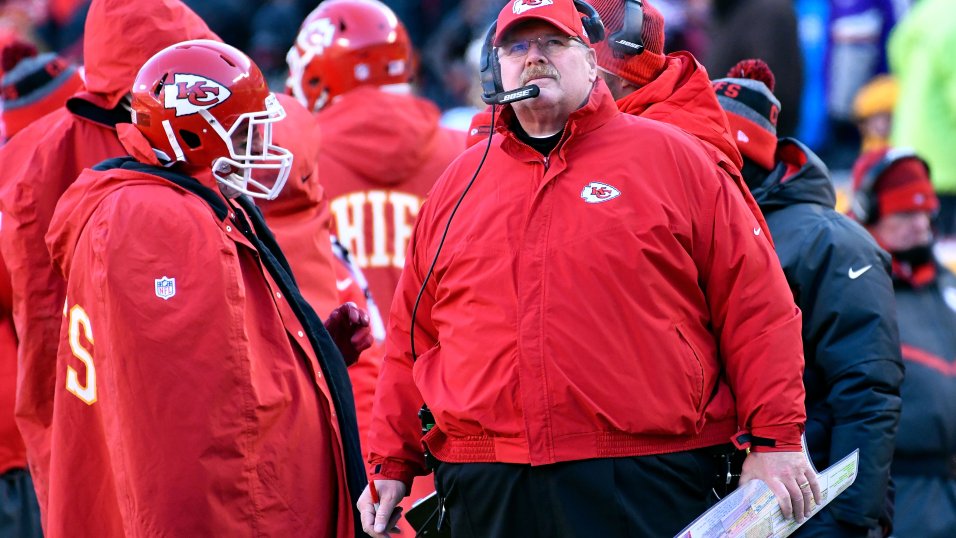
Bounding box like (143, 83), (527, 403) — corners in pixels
(0, 242), (24, 476)
(368, 81), (806, 487)
(258, 94), (339, 318)
(330, 239), (435, 535)
(44, 161), (354, 537)
(615, 51), (773, 242)
(317, 87), (464, 319)
(0, 0), (218, 515)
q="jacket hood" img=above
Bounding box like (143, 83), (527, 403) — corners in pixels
(316, 87), (449, 185)
(616, 51), (743, 170)
(751, 137), (836, 211)
(259, 93), (324, 215)
(47, 159), (221, 278)
(76, 0), (220, 110)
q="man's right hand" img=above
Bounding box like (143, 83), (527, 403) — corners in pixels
(358, 479), (406, 537)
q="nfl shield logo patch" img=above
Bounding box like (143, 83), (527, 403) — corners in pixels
(155, 277), (176, 300)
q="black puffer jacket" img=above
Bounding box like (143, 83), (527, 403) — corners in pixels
(890, 264), (956, 538)
(752, 138), (904, 534)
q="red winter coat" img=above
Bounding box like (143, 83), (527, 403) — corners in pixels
(44, 160), (355, 537)
(0, 0), (218, 516)
(258, 93), (338, 318)
(317, 87), (464, 319)
(615, 52), (772, 241)
(0, 244), (24, 476)
(368, 81), (806, 487)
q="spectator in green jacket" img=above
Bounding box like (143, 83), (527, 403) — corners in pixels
(888, 0), (956, 235)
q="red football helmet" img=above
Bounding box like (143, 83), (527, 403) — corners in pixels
(286, 0), (414, 112)
(131, 39), (293, 200)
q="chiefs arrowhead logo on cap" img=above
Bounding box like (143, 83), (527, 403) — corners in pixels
(163, 73), (232, 117)
(513, 0), (553, 14)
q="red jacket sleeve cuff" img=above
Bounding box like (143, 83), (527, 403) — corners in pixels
(368, 459), (420, 492)
(733, 424), (804, 452)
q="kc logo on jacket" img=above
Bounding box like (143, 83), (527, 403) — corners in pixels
(580, 182), (621, 204)
(164, 74), (231, 117)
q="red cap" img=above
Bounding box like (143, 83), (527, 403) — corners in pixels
(495, 0), (590, 46)
(852, 148), (939, 218)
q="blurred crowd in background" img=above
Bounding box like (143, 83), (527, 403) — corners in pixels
(0, 0), (909, 150)
(0, 0), (942, 202)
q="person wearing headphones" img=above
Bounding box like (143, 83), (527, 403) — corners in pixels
(715, 59), (903, 538)
(574, 0), (772, 239)
(358, 1), (818, 536)
(851, 148), (956, 538)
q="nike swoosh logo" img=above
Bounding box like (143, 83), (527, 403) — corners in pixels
(753, 227), (761, 236)
(336, 278), (353, 291)
(848, 265), (872, 279)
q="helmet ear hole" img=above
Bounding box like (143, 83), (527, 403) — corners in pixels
(153, 73), (168, 98)
(179, 129), (202, 149)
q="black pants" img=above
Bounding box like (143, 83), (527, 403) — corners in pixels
(433, 446), (739, 538)
(0, 468), (43, 538)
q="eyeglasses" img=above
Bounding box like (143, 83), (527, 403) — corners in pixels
(497, 35), (584, 59)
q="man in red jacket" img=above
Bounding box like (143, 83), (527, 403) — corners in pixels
(45, 40), (366, 537)
(359, 1), (818, 536)
(0, 1), (221, 519)
(0, 247), (41, 537)
(286, 0), (465, 527)
(0, 1), (356, 532)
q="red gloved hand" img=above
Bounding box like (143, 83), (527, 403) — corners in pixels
(324, 302), (372, 366)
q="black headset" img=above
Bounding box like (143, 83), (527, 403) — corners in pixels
(479, 0), (607, 105)
(609, 0), (646, 57)
(852, 148), (931, 225)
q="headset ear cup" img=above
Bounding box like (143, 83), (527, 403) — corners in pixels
(573, 0), (606, 43)
(479, 21), (499, 103)
(851, 190), (872, 225)
(609, 0), (645, 57)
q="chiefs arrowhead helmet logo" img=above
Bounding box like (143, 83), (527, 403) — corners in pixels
(296, 17), (337, 54)
(581, 181), (621, 204)
(163, 73), (232, 117)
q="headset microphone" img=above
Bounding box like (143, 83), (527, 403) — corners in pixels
(483, 84), (540, 105)
(412, 1), (608, 360)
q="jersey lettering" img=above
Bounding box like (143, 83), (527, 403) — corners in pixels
(330, 189), (423, 269)
(66, 304), (97, 405)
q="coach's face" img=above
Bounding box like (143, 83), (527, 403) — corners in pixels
(497, 20), (597, 120)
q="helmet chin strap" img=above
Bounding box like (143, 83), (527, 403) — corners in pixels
(212, 160), (243, 199)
